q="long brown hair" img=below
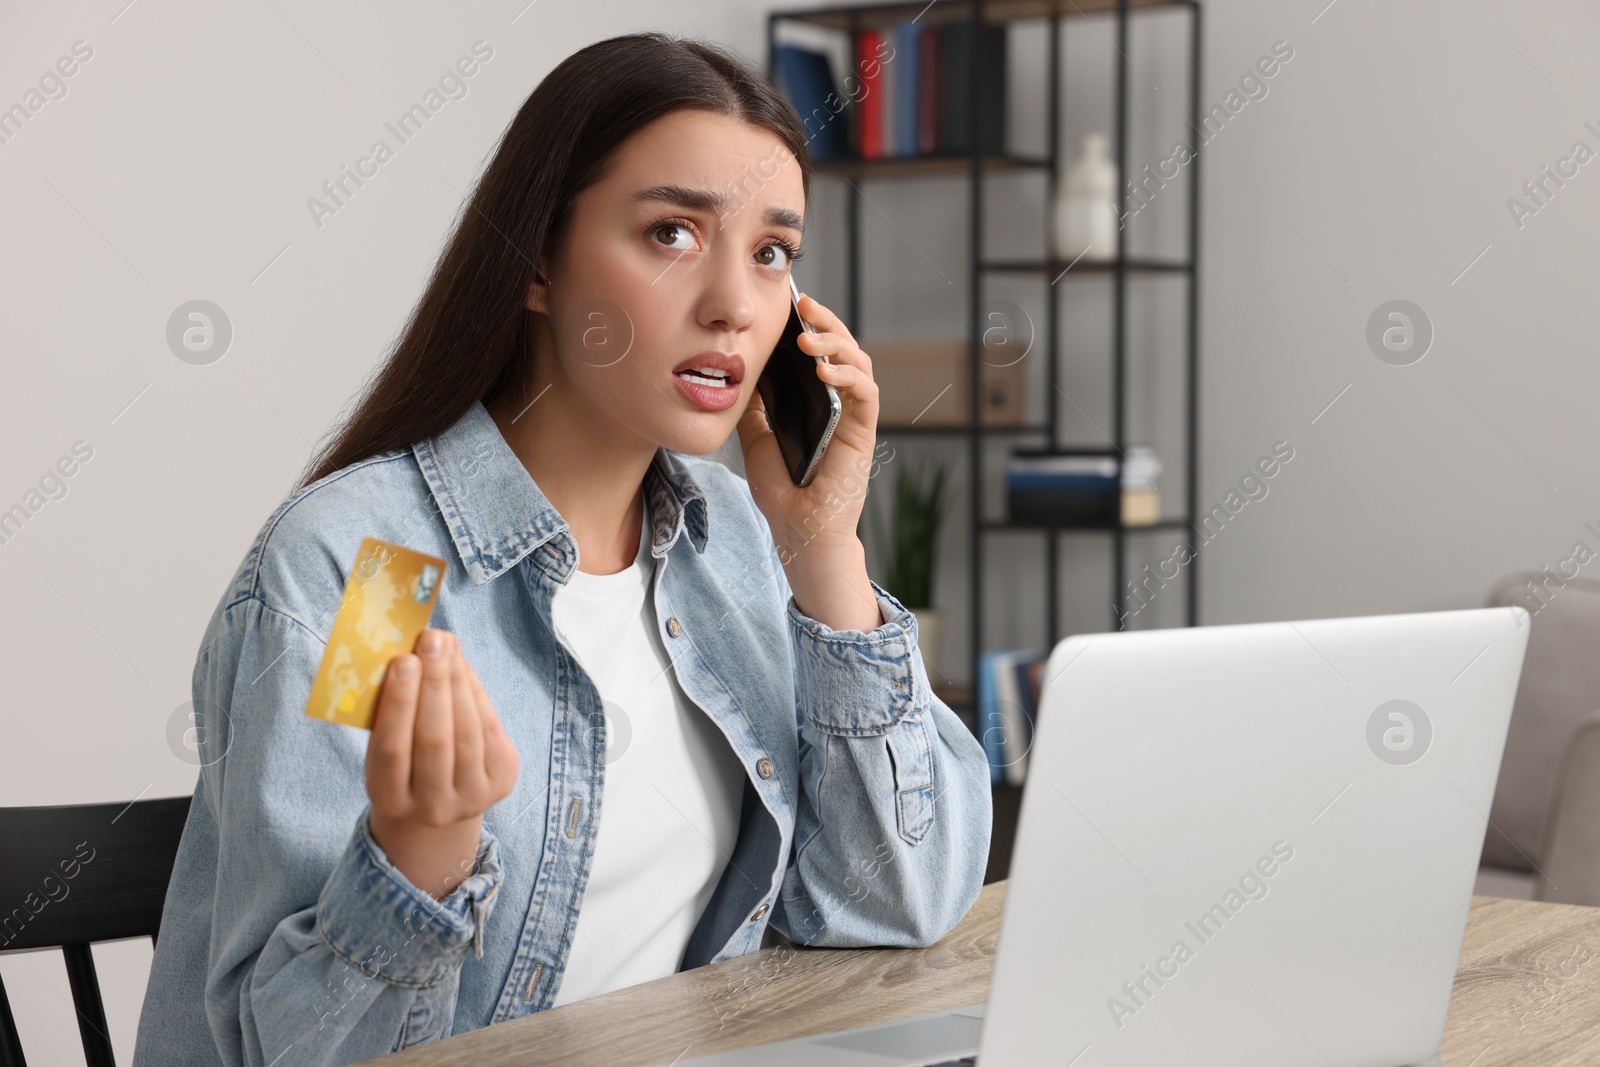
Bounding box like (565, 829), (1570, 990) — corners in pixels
(295, 31), (813, 491)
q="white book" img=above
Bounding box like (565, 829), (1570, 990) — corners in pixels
(880, 30), (898, 158)
(1007, 456), (1119, 477)
(994, 650), (1029, 786)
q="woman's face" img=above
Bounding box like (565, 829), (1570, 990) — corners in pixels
(528, 109), (806, 457)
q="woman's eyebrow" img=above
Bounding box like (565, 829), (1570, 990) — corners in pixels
(632, 184), (804, 234)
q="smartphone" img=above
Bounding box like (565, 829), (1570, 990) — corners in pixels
(757, 274), (842, 487)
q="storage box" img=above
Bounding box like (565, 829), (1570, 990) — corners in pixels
(863, 338), (1024, 427)
(1121, 487), (1161, 525)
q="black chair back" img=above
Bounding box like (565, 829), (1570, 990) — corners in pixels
(0, 795), (191, 1067)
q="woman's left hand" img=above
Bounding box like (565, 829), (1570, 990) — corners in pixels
(736, 292), (879, 564)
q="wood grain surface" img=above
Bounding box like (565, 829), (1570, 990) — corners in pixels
(1441, 895), (1600, 1065)
(356, 883), (1600, 1066)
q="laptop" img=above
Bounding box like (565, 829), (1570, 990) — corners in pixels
(675, 605), (1531, 1067)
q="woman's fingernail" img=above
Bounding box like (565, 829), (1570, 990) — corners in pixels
(393, 656), (419, 679)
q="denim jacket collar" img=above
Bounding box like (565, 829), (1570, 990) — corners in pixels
(412, 399), (709, 586)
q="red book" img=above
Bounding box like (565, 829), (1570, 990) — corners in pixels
(857, 30), (883, 160)
(918, 25), (939, 156)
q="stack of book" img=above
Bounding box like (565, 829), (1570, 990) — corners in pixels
(772, 22), (1008, 163)
(1005, 446), (1162, 527)
(977, 648), (1046, 785)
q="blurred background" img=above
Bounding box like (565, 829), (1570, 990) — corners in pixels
(5, 0), (1600, 1061)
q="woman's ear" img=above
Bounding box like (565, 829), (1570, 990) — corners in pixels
(525, 267), (552, 313)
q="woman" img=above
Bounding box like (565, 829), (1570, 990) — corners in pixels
(134, 31), (991, 1065)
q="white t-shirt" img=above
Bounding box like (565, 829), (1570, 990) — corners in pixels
(548, 504), (747, 1007)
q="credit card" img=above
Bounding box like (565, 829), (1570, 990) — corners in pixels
(304, 537), (447, 730)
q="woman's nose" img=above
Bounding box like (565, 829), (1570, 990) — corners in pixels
(695, 258), (756, 333)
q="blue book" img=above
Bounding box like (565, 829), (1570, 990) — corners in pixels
(773, 43), (850, 162)
(977, 654), (1000, 784)
(977, 648), (1032, 784)
(1005, 472), (1118, 491)
(895, 21), (922, 158)
(976, 653), (999, 783)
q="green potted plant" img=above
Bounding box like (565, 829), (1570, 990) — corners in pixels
(867, 454), (952, 682)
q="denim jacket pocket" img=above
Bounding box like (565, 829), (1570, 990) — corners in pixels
(885, 713), (935, 845)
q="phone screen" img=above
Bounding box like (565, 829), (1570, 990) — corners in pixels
(757, 280), (842, 486)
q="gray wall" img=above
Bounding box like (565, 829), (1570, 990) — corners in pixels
(1, 0), (1590, 1060)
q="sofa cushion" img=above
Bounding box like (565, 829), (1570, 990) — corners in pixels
(1483, 570), (1600, 871)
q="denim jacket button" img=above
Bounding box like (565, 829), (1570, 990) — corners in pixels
(756, 757), (774, 779)
(666, 616), (682, 637)
(543, 543), (561, 559)
(750, 902), (769, 921)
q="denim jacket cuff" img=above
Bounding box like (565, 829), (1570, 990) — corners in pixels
(316, 807), (504, 989)
(788, 578), (923, 736)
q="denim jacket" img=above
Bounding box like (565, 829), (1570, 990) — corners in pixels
(133, 399), (992, 1066)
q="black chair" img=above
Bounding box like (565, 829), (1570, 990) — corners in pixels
(0, 796), (191, 1067)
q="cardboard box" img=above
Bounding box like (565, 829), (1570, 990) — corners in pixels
(1122, 487), (1160, 525)
(862, 338), (1025, 427)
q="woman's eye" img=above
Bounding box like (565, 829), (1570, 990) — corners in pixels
(651, 223), (696, 251)
(757, 242), (796, 270)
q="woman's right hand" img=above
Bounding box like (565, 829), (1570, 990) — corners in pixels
(365, 628), (520, 901)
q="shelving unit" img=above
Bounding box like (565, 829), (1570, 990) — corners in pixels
(768, 0), (1201, 877)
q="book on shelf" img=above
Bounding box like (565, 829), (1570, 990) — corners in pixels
(893, 20), (920, 158)
(857, 30), (885, 159)
(993, 653), (1028, 785)
(880, 26), (897, 157)
(936, 22), (1007, 155)
(977, 647), (1046, 785)
(1014, 654), (1046, 779)
(917, 23), (939, 155)
(772, 43), (852, 162)
(1004, 446), (1163, 527)
(782, 20), (1006, 164)
(1005, 455), (1118, 527)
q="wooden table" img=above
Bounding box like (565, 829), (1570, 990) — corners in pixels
(357, 882), (1600, 1066)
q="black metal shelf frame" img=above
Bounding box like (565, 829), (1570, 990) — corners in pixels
(767, 0), (1202, 703)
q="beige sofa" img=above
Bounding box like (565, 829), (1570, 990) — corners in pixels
(1476, 572), (1600, 906)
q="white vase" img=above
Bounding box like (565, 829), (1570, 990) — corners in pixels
(911, 607), (946, 687)
(1053, 132), (1119, 263)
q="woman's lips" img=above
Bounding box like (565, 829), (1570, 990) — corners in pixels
(671, 370), (741, 411)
